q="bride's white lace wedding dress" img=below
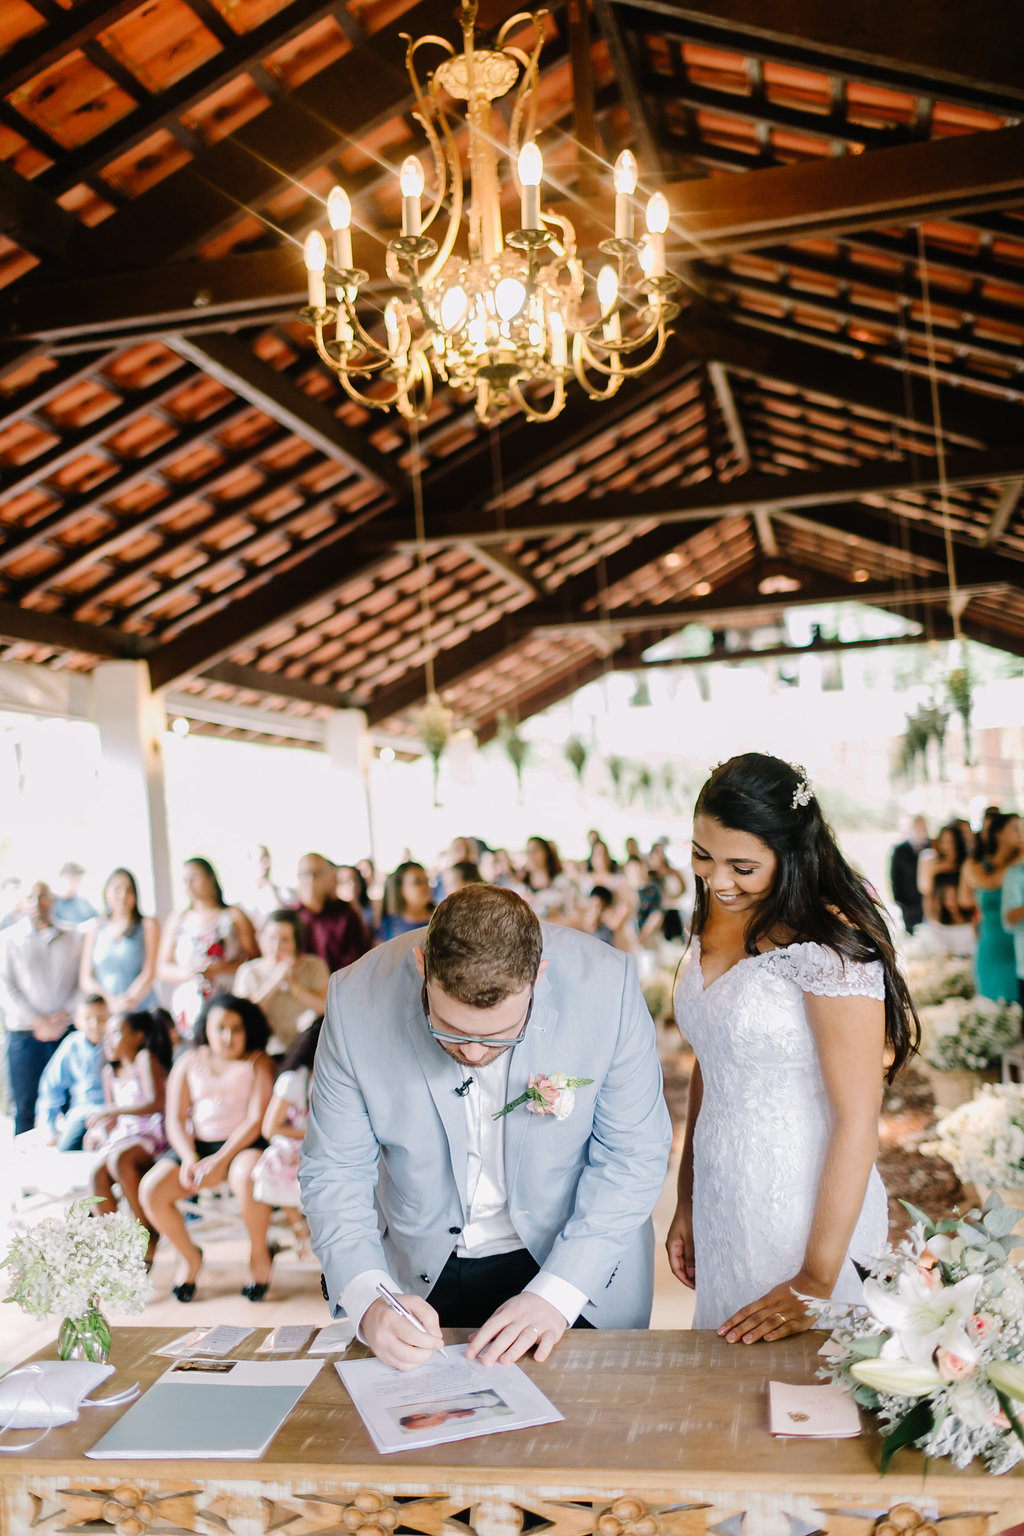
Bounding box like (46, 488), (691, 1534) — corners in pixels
(674, 938), (889, 1329)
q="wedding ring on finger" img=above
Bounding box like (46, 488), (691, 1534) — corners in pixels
(772, 1312), (787, 1327)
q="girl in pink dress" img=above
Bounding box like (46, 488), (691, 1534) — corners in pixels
(87, 1009), (172, 1266)
(140, 995), (274, 1302)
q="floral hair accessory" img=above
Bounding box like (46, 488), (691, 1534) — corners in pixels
(790, 766), (813, 809)
(494, 1071), (593, 1122)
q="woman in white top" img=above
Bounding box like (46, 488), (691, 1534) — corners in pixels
(234, 909), (329, 1052)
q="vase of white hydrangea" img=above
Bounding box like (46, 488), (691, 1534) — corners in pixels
(57, 1300), (112, 1363)
(1, 1197), (149, 1362)
(919, 997), (1022, 1111)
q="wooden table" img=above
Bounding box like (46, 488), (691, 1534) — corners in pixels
(3, 1328), (1021, 1536)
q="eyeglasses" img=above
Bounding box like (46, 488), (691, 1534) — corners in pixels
(421, 982), (533, 1050)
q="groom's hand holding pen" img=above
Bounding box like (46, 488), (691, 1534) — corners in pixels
(364, 1282), (448, 1371)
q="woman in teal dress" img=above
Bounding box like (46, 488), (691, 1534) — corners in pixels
(960, 813), (1021, 1001)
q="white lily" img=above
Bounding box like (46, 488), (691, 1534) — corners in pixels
(924, 1233), (965, 1266)
(850, 1357), (943, 1397)
(862, 1268), (983, 1370)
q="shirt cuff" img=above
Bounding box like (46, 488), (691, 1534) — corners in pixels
(339, 1267), (397, 1342)
(525, 1271), (589, 1327)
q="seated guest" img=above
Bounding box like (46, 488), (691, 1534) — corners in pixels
(88, 1008), (173, 1264)
(336, 864), (376, 933)
(0, 878), (82, 1134)
(234, 909), (330, 1052)
(442, 861), (482, 897)
(251, 1018), (323, 1253)
(294, 852), (370, 973)
(376, 861), (434, 942)
(157, 857), (257, 1040)
(140, 995), (275, 1303)
(35, 993), (109, 1149)
(580, 885), (616, 945)
(80, 867), (160, 1013)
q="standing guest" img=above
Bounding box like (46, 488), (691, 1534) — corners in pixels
(375, 861), (434, 942)
(0, 879), (82, 1134)
(919, 823), (968, 924)
(35, 993), (109, 1149)
(336, 864), (376, 934)
(87, 1009), (172, 1264)
(294, 852), (370, 974)
(234, 909), (330, 1052)
(649, 841), (687, 941)
(157, 858), (257, 1040)
(239, 844), (291, 932)
(667, 754), (917, 1339)
(1001, 854), (1024, 1014)
(889, 815), (930, 934)
(52, 861), (96, 927)
(80, 867), (160, 1013)
(301, 885), (672, 1371)
(140, 995), (275, 1302)
(960, 813), (1021, 1002)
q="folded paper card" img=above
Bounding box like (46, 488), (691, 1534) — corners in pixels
(768, 1380), (861, 1438)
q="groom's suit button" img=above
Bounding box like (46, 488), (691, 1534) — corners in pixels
(420, 1274), (430, 1282)
(448, 1226), (461, 1234)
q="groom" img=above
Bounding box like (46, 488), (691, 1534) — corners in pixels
(300, 884), (672, 1371)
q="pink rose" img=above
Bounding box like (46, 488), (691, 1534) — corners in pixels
(937, 1348), (976, 1382)
(969, 1313), (995, 1342)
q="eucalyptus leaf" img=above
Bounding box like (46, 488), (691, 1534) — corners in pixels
(879, 1400), (934, 1475)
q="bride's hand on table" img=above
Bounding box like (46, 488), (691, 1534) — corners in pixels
(665, 1202), (695, 1288)
(718, 1271), (831, 1344)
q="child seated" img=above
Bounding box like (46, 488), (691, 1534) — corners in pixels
(87, 1009), (173, 1266)
(251, 1018), (322, 1253)
(35, 994), (108, 1150)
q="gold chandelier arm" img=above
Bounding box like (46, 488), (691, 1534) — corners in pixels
(571, 330), (622, 399)
(509, 374), (565, 422)
(420, 82), (464, 285)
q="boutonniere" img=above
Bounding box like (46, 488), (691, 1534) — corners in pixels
(494, 1072), (593, 1122)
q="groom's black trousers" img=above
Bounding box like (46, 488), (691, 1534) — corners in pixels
(427, 1248), (595, 1329)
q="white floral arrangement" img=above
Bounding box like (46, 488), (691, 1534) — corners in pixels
(1, 1197), (149, 1321)
(922, 1085), (1024, 1190)
(903, 955), (975, 1009)
(920, 996), (1023, 1073)
(811, 1197), (1024, 1473)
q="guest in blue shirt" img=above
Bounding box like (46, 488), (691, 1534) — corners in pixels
(52, 861), (97, 928)
(35, 994), (109, 1149)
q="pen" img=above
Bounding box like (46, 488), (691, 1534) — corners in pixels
(375, 1282), (449, 1361)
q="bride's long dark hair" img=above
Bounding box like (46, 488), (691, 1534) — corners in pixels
(691, 753), (918, 1081)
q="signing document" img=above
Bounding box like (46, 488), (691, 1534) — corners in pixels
(337, 1343), (562, 1454)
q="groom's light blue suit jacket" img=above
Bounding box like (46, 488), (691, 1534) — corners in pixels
(300, 923), (673, 1328)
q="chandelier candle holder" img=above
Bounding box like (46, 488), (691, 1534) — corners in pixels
(301, 0), (679, 423)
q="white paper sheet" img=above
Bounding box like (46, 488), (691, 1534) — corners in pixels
(768, 1379), (861, 1438)
(336, 1343), (562, 1454)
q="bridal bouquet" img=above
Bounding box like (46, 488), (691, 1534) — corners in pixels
(1, 1198), (149, 1361)
(811, 1198), (1024, 1473)
(923, 1085), (1024, 1189)
(920, 997), (1023, 1073)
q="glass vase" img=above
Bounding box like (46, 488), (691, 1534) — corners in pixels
(57, 1301), (111, 1363)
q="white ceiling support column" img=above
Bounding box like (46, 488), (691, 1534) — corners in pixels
(92, 661), (173, 923)
(324, 708), (374, 867)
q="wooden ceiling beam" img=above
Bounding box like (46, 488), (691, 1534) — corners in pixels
(681, 311), (1023, 446)
(167, 334), (409, 501)
(0, 599), (147, 661)
(619, 0), (1024, 109)
(775, 505), (1024, 589)
(592, 0), (662, 174)
(0, 162), (79, 263)
(983, 480), (1024, 548)
(146, 532), (395, 691)
(57, 0), (458, 274)
(197, 661), (359, 710)
(551, 123), (1024, 260)
(363, 521), (710, 724)
(370, 444), (1024, 548)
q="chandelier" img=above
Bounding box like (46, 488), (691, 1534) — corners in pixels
(300, 1), (679, 425)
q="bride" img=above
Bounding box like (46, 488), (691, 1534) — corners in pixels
(667, 753), (918, 1341)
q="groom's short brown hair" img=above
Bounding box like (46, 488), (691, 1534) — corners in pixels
(422, 886), (542, 1008)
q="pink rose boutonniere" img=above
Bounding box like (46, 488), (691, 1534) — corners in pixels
(494, 1072), (594, 1122)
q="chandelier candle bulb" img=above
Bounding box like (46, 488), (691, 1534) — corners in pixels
(549, 310), (567, 368)
(304, 230), (327, 308)
(613, 150), (638, 240)
(400, 156), (424, 238)
(518, 141), (543, 230)
(327, 186), (353, 271)
(645, 192), (669, 277)
(597, 264), (620, 343)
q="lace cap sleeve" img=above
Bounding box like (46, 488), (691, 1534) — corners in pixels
(765, 941), (885, 1001)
